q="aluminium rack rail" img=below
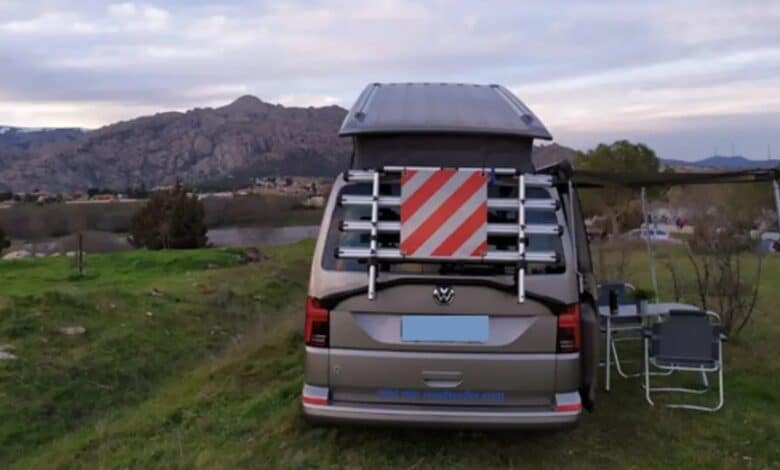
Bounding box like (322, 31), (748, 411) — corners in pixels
(337, 166), (561, 302)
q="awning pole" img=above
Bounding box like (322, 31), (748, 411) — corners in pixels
(641, 187), (659, 302)
(773, 178), (780, 232)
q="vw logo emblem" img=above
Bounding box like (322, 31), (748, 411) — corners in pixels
(433, 286), (455, 305)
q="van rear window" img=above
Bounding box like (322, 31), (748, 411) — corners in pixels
(321, 182), (566, 275)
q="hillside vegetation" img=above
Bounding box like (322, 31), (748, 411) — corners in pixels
(1, 242), (778, 468)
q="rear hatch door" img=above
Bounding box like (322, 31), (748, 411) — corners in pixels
(327, 283), (559, 408)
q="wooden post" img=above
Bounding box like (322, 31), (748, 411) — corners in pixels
(78, 232), (83, 276)
(640, 187), (659, 302)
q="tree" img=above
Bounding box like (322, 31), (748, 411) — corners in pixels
(126, 184), (149, 199)
(128, 184), (208, 250)
(0, 227), (10, 255)
(574, 140), (660, 235)
(685, 217), (763, 336)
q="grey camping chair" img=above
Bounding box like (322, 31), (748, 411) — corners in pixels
(643, 309), (725, 412)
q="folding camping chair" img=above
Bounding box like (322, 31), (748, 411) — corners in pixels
(643, 310), (726, 412)
(599, 283), (645, 379)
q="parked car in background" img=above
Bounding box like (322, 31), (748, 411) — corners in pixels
(624, 227), (671, 242)
(760, 232), (780, 253)
(586, 227), (608, 241)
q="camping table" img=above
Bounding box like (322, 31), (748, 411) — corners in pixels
(598, 302), (699, 391)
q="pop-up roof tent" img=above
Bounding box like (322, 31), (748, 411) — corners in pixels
(339, 83), (553, 171)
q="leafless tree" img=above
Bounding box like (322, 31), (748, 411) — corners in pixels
(594, 239), (635, 283)
(685, 219), (763, 336)
(663, 260), (683, 302)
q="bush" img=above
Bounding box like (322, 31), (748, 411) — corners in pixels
(685, 218), (763, 336)
(128, 184), (208, 250)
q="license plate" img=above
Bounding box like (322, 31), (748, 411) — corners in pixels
(401, 315), (489, 343)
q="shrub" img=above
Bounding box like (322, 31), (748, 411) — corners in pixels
(685, 218), (763, 336)
(633, 287), (655, 301)
(128, 184), (208, 250)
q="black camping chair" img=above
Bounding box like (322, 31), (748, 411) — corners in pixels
(644, 310), (726, 412)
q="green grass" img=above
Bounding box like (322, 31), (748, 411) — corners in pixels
(0, 242), (312, 467)
(2, 243), (779, 469)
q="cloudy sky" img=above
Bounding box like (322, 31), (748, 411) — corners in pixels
(0, 0), (778, 160)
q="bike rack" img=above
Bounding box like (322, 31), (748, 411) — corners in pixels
(337, 166), (561, 302)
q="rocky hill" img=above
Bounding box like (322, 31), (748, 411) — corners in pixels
(661, 155), (780, 170)
(0, 96), (586, 192)
(0, 126), (85, 149)
(531, 142), (579, 168)
(0, 96), (352, 192)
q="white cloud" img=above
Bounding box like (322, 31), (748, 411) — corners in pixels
(0, 12), (108, 35)
(107, 2), (170, 31)
(273, 93), (342, 107)
(650, 0), (780, 46)
(0, 2), (169, 37)
(513, 47), (780, 135)
(0, 0), (778, 158)
(48, 44), (212, 69)
(108, 2), (138, 18)
(0, 99), (163, 128)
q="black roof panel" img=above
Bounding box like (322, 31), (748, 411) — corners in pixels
(339, 82), (552, 140)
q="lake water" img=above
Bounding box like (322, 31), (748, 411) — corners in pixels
(14, 225), (321, 255)
(207, 225), (320, 248)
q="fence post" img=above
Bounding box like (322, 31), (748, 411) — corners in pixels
(641, 187), (659, 302)
(78, 232), (83, 276)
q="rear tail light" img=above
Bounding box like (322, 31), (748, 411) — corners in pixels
(557, 304), (581, 353)
(305, 296), (329, 347)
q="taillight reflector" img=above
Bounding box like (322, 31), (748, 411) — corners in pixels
(305, 296), (329, 347)
(557, 304), (581, 353)
(301, 395), (328, 406)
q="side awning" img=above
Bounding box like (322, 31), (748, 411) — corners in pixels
(572, 168), (779, 188)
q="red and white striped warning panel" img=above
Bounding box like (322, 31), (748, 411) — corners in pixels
(400, 169), (488, 259)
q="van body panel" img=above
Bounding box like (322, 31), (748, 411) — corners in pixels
(327, 348), (569, 407)
(304, 347), (329, 386)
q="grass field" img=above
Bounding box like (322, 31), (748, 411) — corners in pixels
(1, 241), (778, 468)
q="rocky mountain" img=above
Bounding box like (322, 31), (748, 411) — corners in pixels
(531, 143), (579, 168)
(0, 96), (352, 192)
(661, 155), (780, 170)
(0, 126), (85, 149)
(0, 96), (587, 192)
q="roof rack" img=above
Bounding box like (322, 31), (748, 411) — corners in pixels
(336, 166), (562, 302)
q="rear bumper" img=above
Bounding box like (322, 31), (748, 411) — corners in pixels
(302, 385), (582, 429)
